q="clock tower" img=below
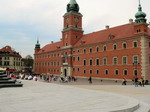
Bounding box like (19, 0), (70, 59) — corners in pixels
(62, 0), (83, 47)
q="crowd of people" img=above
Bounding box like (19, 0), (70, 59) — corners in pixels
(122, 76), (145, 87)
(7, 72), (149, 86)
(39, 74), (77, 83)
(9, 73), (38, 81)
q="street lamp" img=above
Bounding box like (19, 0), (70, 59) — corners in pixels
(133, 62), (140, 76)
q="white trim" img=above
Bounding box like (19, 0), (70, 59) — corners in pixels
(113, 56), (118, 65)
(104, 69), (108, 75)
(133, 40), (138, 48)
(113, 43), (117, 50)
(123, 69), (128, 76)
(122, 42), (127, 49)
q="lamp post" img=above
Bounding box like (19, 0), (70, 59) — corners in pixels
(133, 62), (140, 76)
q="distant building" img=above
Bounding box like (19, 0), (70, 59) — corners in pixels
(0, 46), (23, 72)
(34, 0), (150, 81)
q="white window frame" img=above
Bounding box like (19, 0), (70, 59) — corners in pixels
(122, 42), (127, 49)
(113, 43), (117, 50)
(103, 57), (107, 65)
(114, 69), (119, 75)
(123, 69), (128, 75)
(96, 58), (100, 66)
(133, 41), (138, 48)
(113, 56), (118, 65)
(105, 69), (108, 75)
(122, 56), (127, 65)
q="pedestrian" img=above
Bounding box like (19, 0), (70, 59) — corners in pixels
(122, 78), (127, 85)
(134, 77), (139, 87)
(142, 77), (145, 87)
(88, 76), (92, 84)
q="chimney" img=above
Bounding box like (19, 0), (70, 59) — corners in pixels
(51, 41), (53, 44)
(105, 25), (109, 29)
(129, 19), (133, 24)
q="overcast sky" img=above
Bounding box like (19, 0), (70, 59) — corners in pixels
(0, 0), (150, 58)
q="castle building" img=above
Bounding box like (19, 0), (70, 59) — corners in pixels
(0, 46), (24, 72)
(34, 0), (150, 81)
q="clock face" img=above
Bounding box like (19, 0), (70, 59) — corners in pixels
(74, 18), (78, 22)
(66, 18), (69, 23)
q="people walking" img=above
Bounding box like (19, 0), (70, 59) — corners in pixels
(134, 77), (139, 87)
(88, 76), (92, 84)
(122, 78), (127, 85)
(141, 77), (145, 87)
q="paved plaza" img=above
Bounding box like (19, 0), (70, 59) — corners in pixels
(0, 80), (150, 112)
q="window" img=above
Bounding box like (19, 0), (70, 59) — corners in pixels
(124, 69), (128, 75)
(89, 59), (93, 66)
(96, 46), (99, 52)
(84, 69), (86, 74)
(103, 45), (107, 51)
(122, 56), (127, 65)
(115, 69), (119, 75)
(113, 57), (118, 65)
(66, 43), (68, 46)
(134, 69), (138, 76)
(123, 42), (127, 49)
(103, 57), (107, 65)
(96, 58), (100, 66)
(73, 68), (75, 71)
(133, 41), (138, 48)
(77, 56), (80, 61)
(149, 42), (150, 48)
(77, 49), (80, 53)
(78, 68), (80, 72)
(133, 55), (138, 64)
(113, 44), (117, 50)
(90, 70), (92, 74)
(105, 69), (108, 75)
(96, 69), (99, 75)
(84, 48), (86, 53)
(83, 59), (86, 66)
(89, 48), (92, 53)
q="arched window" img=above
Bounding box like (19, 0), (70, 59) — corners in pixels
(83, 59), (86, 66)
(123, 42), (127, 49)
(96, 46), (99, 52)
(89, 59), (93, 66)
(96, 58), (100, 66)
(103, 57), (107, 65)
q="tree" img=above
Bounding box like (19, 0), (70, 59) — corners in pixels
(22, 55), (34, 73)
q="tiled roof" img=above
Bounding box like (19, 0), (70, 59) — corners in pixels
(0, 46), (21, 57)
(37, 41), (62, 54)
(74, 24), (139, 47)
(37, 23), (150, 53)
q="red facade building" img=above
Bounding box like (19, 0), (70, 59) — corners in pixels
(34, 0), (150, 81)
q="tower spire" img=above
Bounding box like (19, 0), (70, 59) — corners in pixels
(135, 0), (147, 23)
(67, 0), (79, 13)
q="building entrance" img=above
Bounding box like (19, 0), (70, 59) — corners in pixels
(64, 69), (67, 77)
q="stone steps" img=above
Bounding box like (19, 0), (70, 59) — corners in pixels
(0, 77), (11, 80)
(0, 83), (23, 88)
(0, 80), (16, 84)
(0, 74), (23, 88)
(0, 74), (7, 78)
